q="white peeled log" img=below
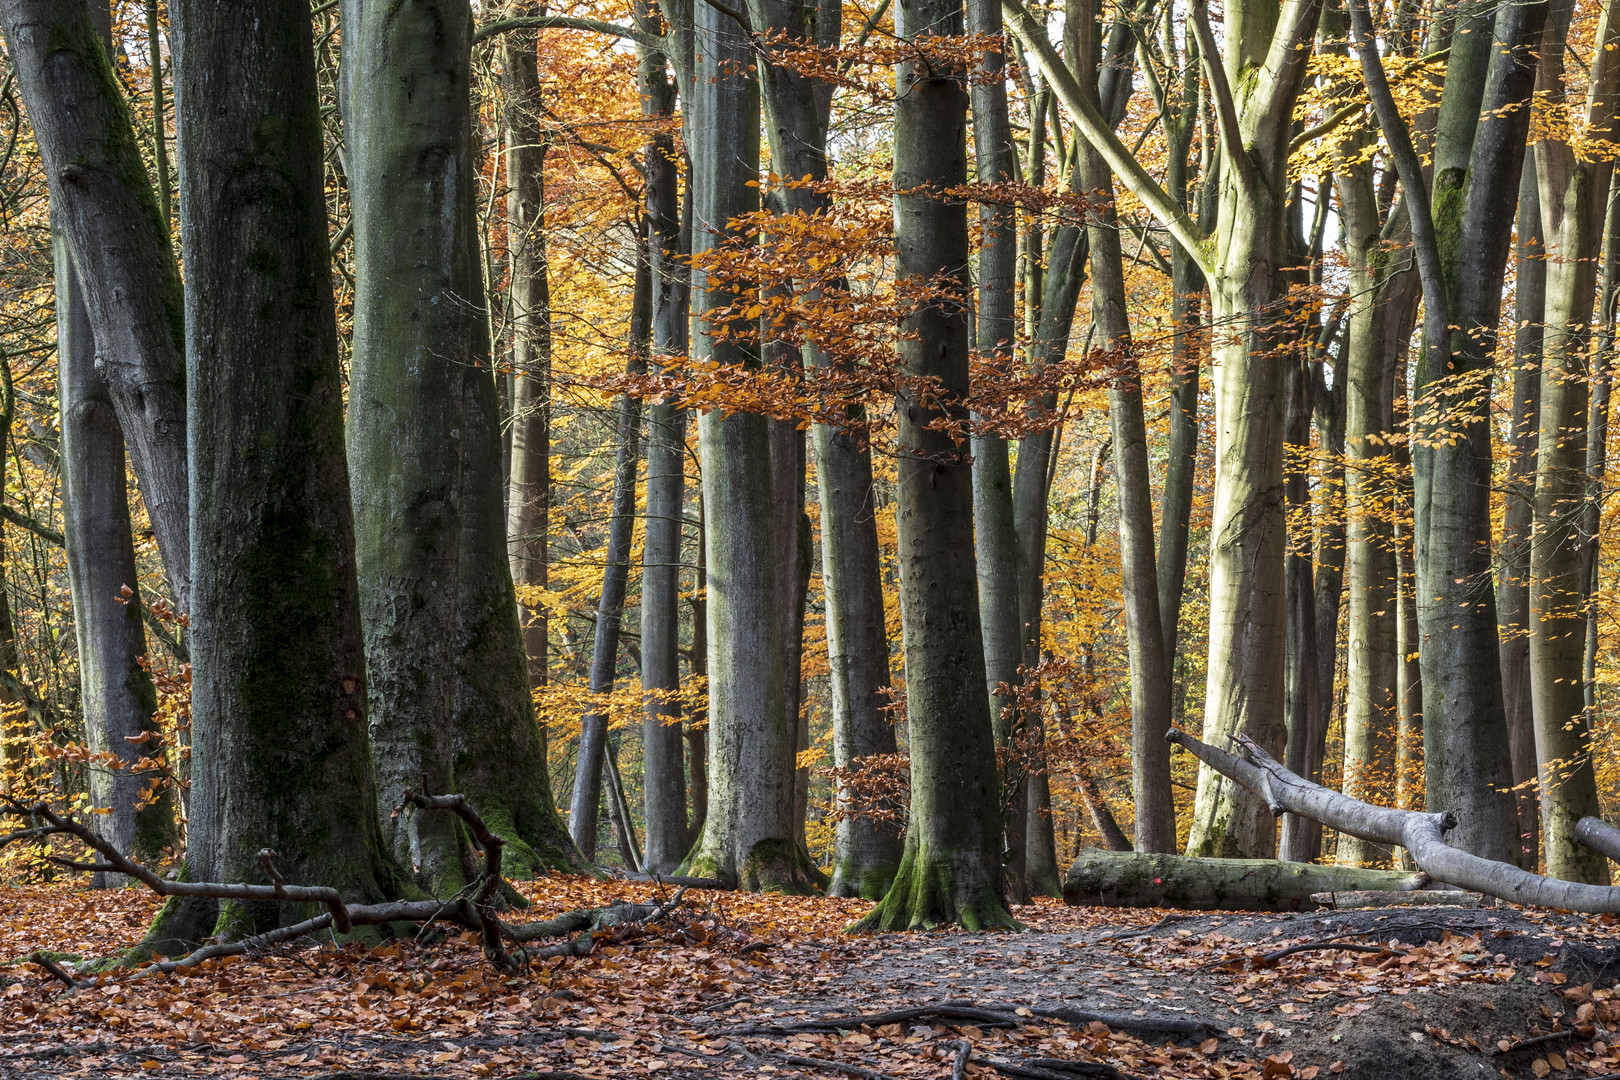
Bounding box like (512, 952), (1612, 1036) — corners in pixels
(1168, 727), (1620, 912)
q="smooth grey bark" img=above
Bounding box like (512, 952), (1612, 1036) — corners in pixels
(502, 12), (554, 702)
(52, 0), (171, 881)
(639, 9), (693, 876)
(1527, 0), (1619, 884)
(855, 0), (1011, 930)
(0, 0), (190, 610)
(1408, 0), (1546, 864)
(1583, 186), (1620, 724)
(56, 217), (170, 880)
(968, 0), (1029, 902)
(144, 0), (170, 227)
(1076, 131), (1174, 853)
(173, 0), (405, 938)
(1391, 356), (1424, 814)
(1335, 146), (1399, 868)
(680, 0), (814, 892)
(1500, 157), (1544, 865)
(570, 258), (649, 861)
(342, 0), (474, 893)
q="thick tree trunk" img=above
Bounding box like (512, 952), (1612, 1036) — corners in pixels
(342, 0), (475, 894)
(1412, 0), (1545, 865)
(1064, 849), (1430, 912)
(1500, 158), (1543, 865)
(639, 16), (692, 876)
(173, 0), (405, 938)
(1527, 0), (1619, 884)
(855, 0), (1012, 930)
(57, 221), (171, 879)
(680, 0), (815, 892)
(0, 0), (190, 611)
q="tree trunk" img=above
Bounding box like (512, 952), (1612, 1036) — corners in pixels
(1280, 355), (1322, 864)
(570, 259), (649, 860)
(52, 1), (172, 881)
(1412, 0), (1545, 865)
(501, 11), (554, 709)
(173, 0), (405, 938)
(639, 11), (693, 876)
(342, 0), (476, 894)
(1335, 150), (1399, 868)
(679, 0), (815, 892)
(1064, 849), (1430, 912)
(1392, 358), (1424, 813)
(1527, 0), (1619, 884)
(856, 0), (1011, 930)
(0, 0), (190, 611)
(1500, 157), (1544, 864)
(968, 0), (1029, 902)
(1583, 183), (1620, 727)
(1077, 140), (1174, 853)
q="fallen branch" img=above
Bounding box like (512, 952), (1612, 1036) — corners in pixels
(768, 1053), (906, 1080)
(729, 1001), (1214, 1041)
(29, 952), (78, 991)
(1493, 1029), (1573, 1056)
(1577, 817), (1620, 862)
(1311, 889), (1481, 910)
(1065, 847), (1430, 912)
(1167, 728), (1620, 913)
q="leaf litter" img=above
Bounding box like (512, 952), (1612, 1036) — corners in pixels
(4, 879), (1620, 1080)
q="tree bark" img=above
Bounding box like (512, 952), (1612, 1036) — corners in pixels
(639, 7), (693, 876)
(679, 0), (815, 892)
(1064, 848), (1430, 912)
(173, 0), (405, 938)
(342, 0), (476, 894)
(1527, 0), (1620, 884)
(1280, 354), (1322, 864)
(1500, 157), (1543, 865)
(570, 258), (649, 860)
(855, 0), (1012, 930)
(0, 0), (190, 611)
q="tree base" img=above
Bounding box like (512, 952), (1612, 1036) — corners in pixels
(827, 859), (901, 900)
(680, 837), (823, 895)
(851, 846), (1018, 932)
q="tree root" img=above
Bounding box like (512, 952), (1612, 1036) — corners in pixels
(725, 999), (1215, 1041)
(1, 792), (692, 983)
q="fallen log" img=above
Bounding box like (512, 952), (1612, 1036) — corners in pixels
(1167, 727), (1620, 913)
(1577, 816), (1620, 863)
(1063, 847), (1429, 912)
(1311, 889), (1481, 910)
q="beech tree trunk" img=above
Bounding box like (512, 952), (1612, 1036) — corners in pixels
(639, 9), (693, 876)
(679, 0), (815, 891)
(501, 11), (554, 707)
(968, 0), (1029, 901)
(0, 0), (190, 611)
(1527, 0), (1619, 884)
(1499, 157), (1543, 864)
(52, 0), (172, 880)
(855, 0), (1011, 930)
(1064, 849), (1430, 912)
(342, 0), (475, 893)
(173, 0), (406, 938)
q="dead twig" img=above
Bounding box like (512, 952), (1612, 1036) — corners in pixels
(1492, 1029), (1572, 1055)
(768, 1053), (907, 1080)
(945, 1039), (971, 1080)
(28, 952), (79, 992)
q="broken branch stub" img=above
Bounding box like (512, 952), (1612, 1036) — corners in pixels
(1165, 727), (1620, 913)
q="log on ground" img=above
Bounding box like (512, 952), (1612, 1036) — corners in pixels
(1063, 847), (1429, 911)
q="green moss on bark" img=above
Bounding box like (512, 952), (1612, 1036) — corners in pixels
(850, 843), (1019, 932)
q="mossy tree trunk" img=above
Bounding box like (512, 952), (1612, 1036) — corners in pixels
(341, 0), (475, 895)
(1527, 0), (1620, 884)
(173, 0), (406, 939)
(0, 0), (190, 610)
(679, 0), (817, 893)
(854, 0), (1013, 932)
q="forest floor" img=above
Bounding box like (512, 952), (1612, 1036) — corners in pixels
(3, 875), (1618, 1080)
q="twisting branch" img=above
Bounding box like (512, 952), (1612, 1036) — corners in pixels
(472, 15), (664, 50)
